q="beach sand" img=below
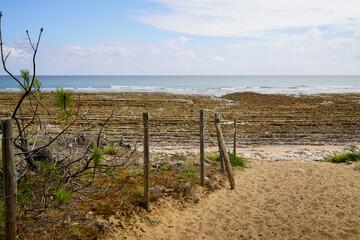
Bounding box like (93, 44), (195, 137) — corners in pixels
(111, 158), (360, 240)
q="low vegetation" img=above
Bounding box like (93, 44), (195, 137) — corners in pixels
(326, 153), (360, 163)
(205, 152), (246, 168)
(103, 145), (118, 155)
(0, 138), (226, 239)
(55, 189), (72, 205)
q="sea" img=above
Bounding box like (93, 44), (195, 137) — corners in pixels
(1, 75), (360, 96)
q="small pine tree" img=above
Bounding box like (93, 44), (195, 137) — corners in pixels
(20, 69), (40, 92)
(54, 87), (73, 118)
(55, 189), (72, 205)
(92, 146), (102, 166)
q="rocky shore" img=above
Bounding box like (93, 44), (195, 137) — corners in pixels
(0, 92), (359, 148)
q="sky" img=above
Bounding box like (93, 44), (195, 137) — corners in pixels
(0, 0), (359, 75)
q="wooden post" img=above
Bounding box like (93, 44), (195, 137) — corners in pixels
(233, 119), (237, 155)
(142, 113), (150, 212)
(1, 119), (17, 240)
(199, 110), (205, 185)
(215, 115), (225, 173)
(0, 124), (2, 162)
(214, 114), (236, 190)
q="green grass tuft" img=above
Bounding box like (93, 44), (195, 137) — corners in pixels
(227, 153), (246, 167)
(206, 152), (246, 167)
(55, 189), (72, 205)
(103, 145), (118, 155)
(326, 153), (360, 163)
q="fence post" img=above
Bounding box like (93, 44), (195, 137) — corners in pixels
(142, 113), (150, 212)
(233, 119), (237, 155)
(199, 110), (205, 185)
(1, 119), (17, 240)
(214, 114), (236, 190)
(215, 115), (225, 173)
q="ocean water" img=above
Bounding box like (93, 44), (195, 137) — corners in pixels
(0, 75), (360, 96)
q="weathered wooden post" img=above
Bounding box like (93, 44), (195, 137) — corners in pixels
(214, 114), (236, 190)
(219, 150), (224, 173)
(142, 113), (150, 212)
(1, 119), (17, 240)
(215, 115), (225, 173)
(200, 110), (205, 185)
(0, 123), (2, 162)
(233, 119), (237, 155)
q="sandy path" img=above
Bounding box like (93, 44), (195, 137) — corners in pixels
(113, 160), (360, 240)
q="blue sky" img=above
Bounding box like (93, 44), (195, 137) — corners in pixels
(1, 0), (359, 75)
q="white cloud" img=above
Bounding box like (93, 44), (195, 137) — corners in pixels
(289, 27), (322, 44)
(60, 44), (135, 58)
(214, 55), (225, 62)
(163, 36), (191, 48)
(1, 30), (360, 76)
(325, 35), (360, 56)
(267, 27), (324, 54)
(136, 0), (360, 36)
(225, 43), (243, 50)
(148, 46), (160, 54)
(176, 50), (195, 58)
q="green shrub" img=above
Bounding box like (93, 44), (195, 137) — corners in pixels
(228, 153), (246, 167)
(103, 145), (118, 155)
(327, 153), (360, 163)
(55, 189), (72, 205)
(209, 152), (246, 167)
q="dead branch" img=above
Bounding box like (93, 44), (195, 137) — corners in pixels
(96, 110), (115, 147)
(11, 27), (43, 118)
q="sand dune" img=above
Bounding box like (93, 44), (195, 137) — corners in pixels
(112, 160), (360, 240)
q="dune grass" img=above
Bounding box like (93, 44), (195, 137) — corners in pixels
(205, 152), (246, 167)
(326, 153), (360, 163)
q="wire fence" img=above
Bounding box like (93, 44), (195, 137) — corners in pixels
(0, 112), (237, 239)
